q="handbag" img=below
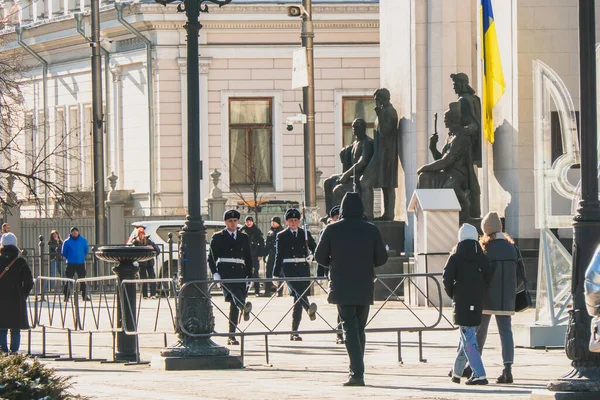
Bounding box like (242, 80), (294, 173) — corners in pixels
(515, 288), (533, 312)
(590, 317), (600, 353)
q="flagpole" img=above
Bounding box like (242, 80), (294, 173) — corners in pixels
(477, 0), (489, 216)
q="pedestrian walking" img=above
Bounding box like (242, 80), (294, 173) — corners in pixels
(264, 216), (283, 297)
(129, 227), (161, 299)
(316, 205), (345, 344)
(47, 230), (64, 291)
(443, 223), (492, 385)
(0, 233), (34, 354)
(240, 216), (265, 297)
(61, 227), (90, 302)
(476, 211), (526, 384)
(208, 210), (254, 346)
(273, 208), (318, 341)
(315, 193), (388, 386)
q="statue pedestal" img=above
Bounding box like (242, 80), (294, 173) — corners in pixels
(408, 189), (461, 308)
(372, 220), (405, 255)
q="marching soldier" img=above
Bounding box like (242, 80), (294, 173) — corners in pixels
(273, 208), (318, 341)
(208, 209), (254, 346)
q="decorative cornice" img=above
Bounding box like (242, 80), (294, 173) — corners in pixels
(133, 3), (379, 15)
(146, 20), (378, 31)
(200, 57), (212, 74)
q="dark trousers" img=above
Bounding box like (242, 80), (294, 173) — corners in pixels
(290, 286), (311, 331)
(338, 305), (370, 379)
(139, 263), (156, 297)
(251, 258), (260, 294)
(229, 302), (240, 335)
(0, 329), (20, 353)
(336, 314), (343, 340)
(64, 263), (86, 297)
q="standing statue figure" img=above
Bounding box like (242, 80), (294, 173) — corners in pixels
(451, 73), (482, 167)
(417, 102), (480, 223)
(323, 119), (375, 219)
(370, 88), (400, 221)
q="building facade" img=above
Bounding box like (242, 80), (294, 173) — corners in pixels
(0, 0), (592, 248)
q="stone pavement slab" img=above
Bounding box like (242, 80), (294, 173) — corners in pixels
(24, 294), (573, 399)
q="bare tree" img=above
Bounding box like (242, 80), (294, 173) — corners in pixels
(0, 45), (82, 216)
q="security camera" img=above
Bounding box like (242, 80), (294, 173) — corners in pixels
(286, 5), (308, 18)
(286, 114), (307, 131)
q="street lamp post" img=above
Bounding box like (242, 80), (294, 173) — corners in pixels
(301, 0), (316, 208)
(155, 0), (238, 367)
(548, 0), (600, 394)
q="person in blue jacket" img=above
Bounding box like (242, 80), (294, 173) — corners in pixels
(61, 227), (90, 302)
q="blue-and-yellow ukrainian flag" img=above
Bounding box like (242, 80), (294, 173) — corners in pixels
(481, 0), (505, 144)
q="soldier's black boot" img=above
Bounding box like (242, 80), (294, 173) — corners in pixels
(242, 302), (252, 321)
(308, 303), (318, 321)
(228, 337), (239, 346)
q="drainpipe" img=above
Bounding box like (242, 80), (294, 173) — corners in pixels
(16, 25), (49, 216)
(115, 2), (155, 211)
(75, 13), (111, 180)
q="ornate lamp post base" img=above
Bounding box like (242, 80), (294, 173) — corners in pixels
(156, 338), (242, 370)
(96, 246), (157, 362)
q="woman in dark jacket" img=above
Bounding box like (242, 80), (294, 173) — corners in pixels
(477, 212), (525, 384)
(0, 233), (34, 353)
(443, 223), (492, 385)
(129, 227), (161, 299)
(48, 230), (63, 290)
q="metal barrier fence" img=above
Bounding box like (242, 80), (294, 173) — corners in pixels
(177, 273), (456, 366)
(24, 272), (456, 367)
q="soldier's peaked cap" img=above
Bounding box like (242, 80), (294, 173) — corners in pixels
(329, 205), (341, 218)
(285, 208), (301, 220)
(223, 209), (241, 221)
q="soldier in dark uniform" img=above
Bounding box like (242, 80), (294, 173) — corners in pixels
(273, 208), (318, 341)
(264, 216), (283, 297)
(208, 209), (254, 346)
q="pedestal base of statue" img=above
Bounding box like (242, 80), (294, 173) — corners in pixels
(372, 220), (405, 255)
(154, 338), (243, 370)
(531, 390), (600, 399)
(408, 189), (461, 308)
(374, 252), (409, 301)
(515, 324), (567, 348)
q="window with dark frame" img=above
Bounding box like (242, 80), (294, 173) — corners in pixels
(229, 98), (273, 186)
(342, 97), (377, 146)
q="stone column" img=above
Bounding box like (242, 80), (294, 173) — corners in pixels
(380, 0), (417, 251)
(206, 169), (227, 221)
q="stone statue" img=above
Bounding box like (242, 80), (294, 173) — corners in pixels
(451, 72), (482, 168)
(451, 72), (482, 218)
(370, 88), (400, 221)
(324, 119), (375, 218)
(417, 102), (481, 223)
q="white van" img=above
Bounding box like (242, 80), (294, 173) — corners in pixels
(128, 220), (228, 279)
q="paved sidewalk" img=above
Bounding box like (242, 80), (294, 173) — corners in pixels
(26, 294), (571, 400)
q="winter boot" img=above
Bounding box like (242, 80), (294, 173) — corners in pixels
(496, 364), (513, 384)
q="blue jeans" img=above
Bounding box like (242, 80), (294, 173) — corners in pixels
(0, 329), (21, 353)
(453, 326), (486, 378)
(477, 314), (514, 365)
(48, 260), (62, 290)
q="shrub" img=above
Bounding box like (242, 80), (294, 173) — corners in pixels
(0, 353), (87, 400)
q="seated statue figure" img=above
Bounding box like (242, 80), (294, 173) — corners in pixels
(324, 119), (375, 219)
(417, 102), (479, 223)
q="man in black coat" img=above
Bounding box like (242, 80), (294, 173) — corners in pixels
(264, 216), (283, 296)
(208, 210), (254, 346)
(273, 208), (317, 341)
(240, 216), (265, 296)
(315, 192), (388, 386)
